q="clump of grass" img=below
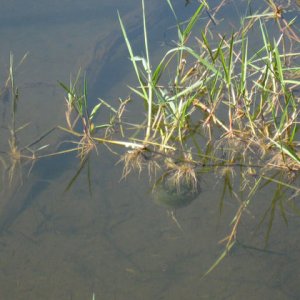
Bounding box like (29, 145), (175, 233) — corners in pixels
(120, 146), (150, 178)
(0, 53), (65, 192)
(1, 53), (39, 186)
(116, 0), (299, 274)
(56, 0), (300, 276)
(58, 0), (299, 195)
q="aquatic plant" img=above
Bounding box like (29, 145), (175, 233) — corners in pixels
(0, 53), (55, 187)
(115, 0), (300, 214)
(46, 0), (300, 275)
(1, 0), (298, 281)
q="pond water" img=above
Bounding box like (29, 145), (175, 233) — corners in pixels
(0, 0), (300, 299)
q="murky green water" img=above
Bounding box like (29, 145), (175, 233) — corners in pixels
(0, 0), (300, 299)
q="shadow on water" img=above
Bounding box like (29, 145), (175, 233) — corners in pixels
(86, 0), (186, 100)
(0, 152), (76, 234)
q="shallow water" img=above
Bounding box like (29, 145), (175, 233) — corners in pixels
(0, 1), (300, 299)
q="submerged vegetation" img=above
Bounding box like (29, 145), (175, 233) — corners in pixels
(1, 0), (300, 275)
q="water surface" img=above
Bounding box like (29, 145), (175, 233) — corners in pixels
(0, 1), (300, 299)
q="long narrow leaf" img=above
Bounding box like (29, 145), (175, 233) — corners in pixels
(118, 11), (147, 99)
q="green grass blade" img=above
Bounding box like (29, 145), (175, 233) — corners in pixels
(268, 138), (300, 163)
(118, 11), (147, 99)
(166, 0), (183, 42)
(182, 3), (205, 42)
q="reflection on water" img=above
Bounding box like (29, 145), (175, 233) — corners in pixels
(152, 165), (201, 209)
(0, 0), (299, 299)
